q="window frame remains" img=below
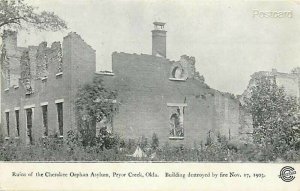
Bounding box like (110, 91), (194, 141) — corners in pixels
(167, 103), (187, 140)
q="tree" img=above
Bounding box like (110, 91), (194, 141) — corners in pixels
(245, 76), (300, 161)
(0, 0), (67, 31)
(139, 135), (148, 149)
(151, 133), (159, 150)
(291, 67), (300, 74)
(75, 76), (118, 145)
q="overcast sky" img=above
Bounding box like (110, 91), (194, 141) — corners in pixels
(15, 0), (300, 95)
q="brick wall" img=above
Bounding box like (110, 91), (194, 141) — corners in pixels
(62, 32), (96, 128)
(1, 32), (96, 144)
(98, 52), (246, 146)
(1, 30), (247, 147)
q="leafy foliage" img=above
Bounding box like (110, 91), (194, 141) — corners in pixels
(75, 76), (118, 146)
(245, 76), (300, 161)
(0, 0), (67, 31)
(1, 130), (299, 161)
(76, 77), (117, 124)
(139, 135), (148, 149)
(151, 133), (159, 150)
(0, 130), (125, 161)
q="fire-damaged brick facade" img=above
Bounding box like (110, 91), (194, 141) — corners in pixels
(1, 30), (96, 144)
(1, 22), (252, 146)
(98, 52), (251, 145)
(96, 22), (251, 145)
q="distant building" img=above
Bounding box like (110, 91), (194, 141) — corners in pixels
(241, 68), (300, 105)
(1, 23), (250, 146)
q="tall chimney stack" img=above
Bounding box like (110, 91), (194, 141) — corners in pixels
(152, 22), (166, 58)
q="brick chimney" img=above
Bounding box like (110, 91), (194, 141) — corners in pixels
(152, 22), (166, 58)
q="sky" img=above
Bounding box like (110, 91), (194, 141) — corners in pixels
(12, 0), (300, 95)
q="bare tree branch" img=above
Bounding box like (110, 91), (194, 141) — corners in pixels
(0, 0), (67, 31)
(0, 16), (22, 28)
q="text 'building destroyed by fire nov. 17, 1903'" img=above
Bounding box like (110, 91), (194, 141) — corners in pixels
(1, 22), (254, 146)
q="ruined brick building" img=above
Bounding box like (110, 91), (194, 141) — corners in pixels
(241, 68), (300, 105)
(1, 30), (95, 144)
(1, 22), (251, 146)
(96, 22), (251, 145)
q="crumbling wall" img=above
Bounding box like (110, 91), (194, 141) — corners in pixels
(28, 46), (38, 80)
(51, 42), (63, 74)
(212, 92), (245, 140)
(179, 55), (205, 82)
(1, 31), (23, 88)
(179, 55), (196, 79)
(2, 30), (17, 56)
(1, 31), (97, 144)
(36, 42), (49, 79)
(62, 32), (96, 129)
(0, 45), (10, 89)
(242, 70), (300, 104)
(105, 52), (246, 146)
(20, 50), (33, 94)
(35, 41), (63, 79)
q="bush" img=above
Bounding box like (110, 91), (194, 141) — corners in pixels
(1, 130), (299, 162)
(0, 130), (127, 161)
(151, 133), (159, 150)
(244, 76), (300, 161)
